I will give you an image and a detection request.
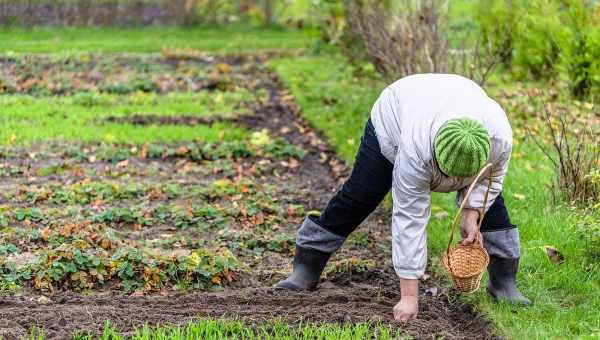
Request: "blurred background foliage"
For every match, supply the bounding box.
[0,0,310,27]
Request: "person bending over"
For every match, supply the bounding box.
[275,74,531,322]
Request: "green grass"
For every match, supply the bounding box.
[273,54,600,339]
[33,319,404,340]
[0,91,251,145]
[0,26,317,54]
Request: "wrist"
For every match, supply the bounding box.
[400,278,419,299]
[401,295,419,303]
[463,208,480,218]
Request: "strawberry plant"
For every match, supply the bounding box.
[91,207,149,228]
[168,248,240,290]
[323,257,377,278]
[14,207,43,222]
[110,247,167,293]
[30,241,110,291]
[244,234,295,254]
[0,259,26,292]
[0,211,8,228]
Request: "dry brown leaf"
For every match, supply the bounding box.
[544,246,565,264]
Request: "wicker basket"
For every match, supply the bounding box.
[442,164,492,293]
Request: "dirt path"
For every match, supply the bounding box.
[0,57,499,339]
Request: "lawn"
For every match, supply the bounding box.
[0,21,598,340]
[0,25,317,54]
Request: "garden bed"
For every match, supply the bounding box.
[0,54,497,339]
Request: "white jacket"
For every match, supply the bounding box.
[370,74,513,279]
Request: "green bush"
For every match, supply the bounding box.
[474,0,522,65]
[512,0,569,79]
[559,2,600,98]
[573,199,600,260]
[476,0,569,78]
[475,0,600,98]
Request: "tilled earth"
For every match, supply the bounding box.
[0,54,498,339]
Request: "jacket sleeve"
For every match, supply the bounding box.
[457,138,512,212]
[391,147,431,279]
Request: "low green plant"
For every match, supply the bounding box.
[573,205,600,260]
[0,211,8,228]
[0,243,24,292]
[169,249,240,290]
[31,241,109,291]
[67,319,402,340]
[237,233,295,254]
[0,260,24,292]
[91,208,149,228]
[14,207,43,222]
[347,230,373,248]
[323,257,376,278]
[110,247,167,293]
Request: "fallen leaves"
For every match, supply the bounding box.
[513,193,526,201]
[543,246,566,264]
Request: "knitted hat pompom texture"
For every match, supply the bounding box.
[434,117,491,177]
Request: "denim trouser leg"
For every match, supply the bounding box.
[297,118,520,258]
[296,119,393,252]
[318,119,394,237]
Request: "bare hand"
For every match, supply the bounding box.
[393,296,418,323]
[460,208,482,246]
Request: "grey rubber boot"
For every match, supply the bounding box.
[487,255,531,306]
[274,245,332,290]
[274,216,344,291]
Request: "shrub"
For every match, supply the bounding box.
[475,0,600,98]
[343,0,504,86]
[474,0,521,66]
[559,2,600,99]
[573,200,600,259]
[512,0,569,79]
[345,0,451,81]
[530,103,599,206]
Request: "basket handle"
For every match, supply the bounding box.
[446,163,493,256]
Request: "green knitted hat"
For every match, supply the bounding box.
[434,117,491,177]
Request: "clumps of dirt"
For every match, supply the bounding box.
[104,114,244,126]
[0,54,262,96]
[0,283,498,340]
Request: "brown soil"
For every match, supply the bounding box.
[0,57,500,340]
[104,114,245,126]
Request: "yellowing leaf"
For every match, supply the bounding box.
[250,129,271,147]
[513,193,526,200]
[434,211,449,220]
